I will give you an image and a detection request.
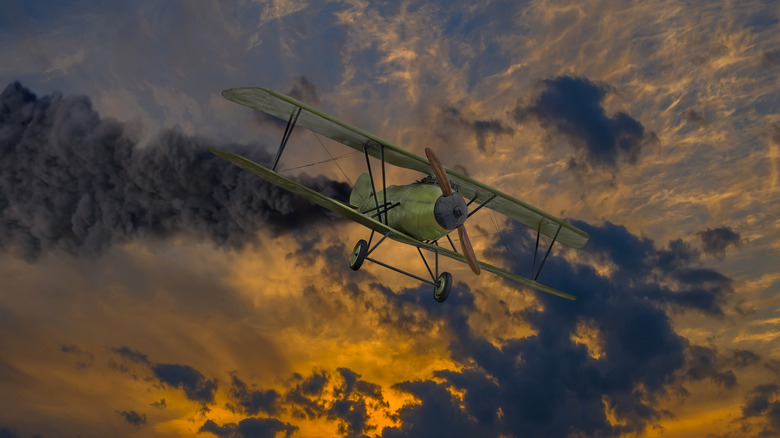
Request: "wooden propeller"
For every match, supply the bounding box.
[425,148,481,275]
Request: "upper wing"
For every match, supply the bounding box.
[222,87,588,249]
[209,148,576,300]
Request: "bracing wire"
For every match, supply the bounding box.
[450,225,525,242]
[312,131,354,186]
[488,210,523,268]
[276,151,360,173]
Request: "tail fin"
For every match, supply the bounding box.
[349,173,372,208]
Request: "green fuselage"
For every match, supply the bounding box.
[358,183,449,241]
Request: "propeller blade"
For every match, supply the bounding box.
[425,148,478,274]
[458,225,481,275]
[425,147,452,196]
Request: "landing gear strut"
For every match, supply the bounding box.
[349,233,454,303]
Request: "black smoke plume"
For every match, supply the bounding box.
[0,82,350,261]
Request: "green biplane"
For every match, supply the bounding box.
[210,87,589,302]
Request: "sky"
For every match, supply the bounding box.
[0,1,778,437]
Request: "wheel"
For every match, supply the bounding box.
[349,239,368,271]
[433,272,453,303]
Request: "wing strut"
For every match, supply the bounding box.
[467,193,497,219]
[362,142,390,225]
[272,107,302,171]
[532,223,561,281]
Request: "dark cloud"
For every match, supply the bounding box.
[436,105,514,153]
[656,238,700,272]
[382,379,486,438]
[762,50,780,68]
[110,347,217,405]
[198,418,297,438]
[286,76,321,105]
[117,410,146,426]
[229,374,281,416]
[683,345,737,388]
[0,428,18,438]
[0,428,38,438]
[743,384,779,419]
[199,420,233,437]
[378,220,733,437]
[740,383,780,436]
[111,346,151,365]
[60,344,94,368]
[683,109,706,126]
[771,123,780,145]
[512,76,656,169]
[109,344,386,437]
[0,82,350,262]
[285,371,330,419]
[732,350,762,367]
[328,368,387,438]
[227,368,387,438]
[152,363,218,405]
[747,13,779,32]
[697,226,742,258]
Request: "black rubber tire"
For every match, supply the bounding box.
[349,239,368,271]
[433,272,453,303]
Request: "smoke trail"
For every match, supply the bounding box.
[0,82,350,261]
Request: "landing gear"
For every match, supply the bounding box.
[433,272,452,303]
[349,240,368,271]
[349,233,454,303]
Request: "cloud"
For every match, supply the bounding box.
[683,109,706,126]
[286,76,321,105]
[60,344,94,369]
[697,226,742,258]
[683,345,737,388]
[198,418,297,438]
[111,346,217,405]
[151,363,218,405]
[229,374,281,416]
[108,343,389,437]
[286,370,330,419]
[116,410,146,426]
[741,383,780,436]
[0,82,350,261]
[204,368,387,438]
[435,105,514,152]
[511,76,657,170]
[762,50,780,68]
[111,346,151,365]
[328,367,387,438]
[377,220,736,437]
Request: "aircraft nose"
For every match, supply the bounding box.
[434,194,468,230]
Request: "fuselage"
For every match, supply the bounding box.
[357,182,466,241]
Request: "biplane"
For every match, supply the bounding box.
[210,87,589,302]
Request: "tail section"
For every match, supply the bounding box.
[349,173,372,208]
